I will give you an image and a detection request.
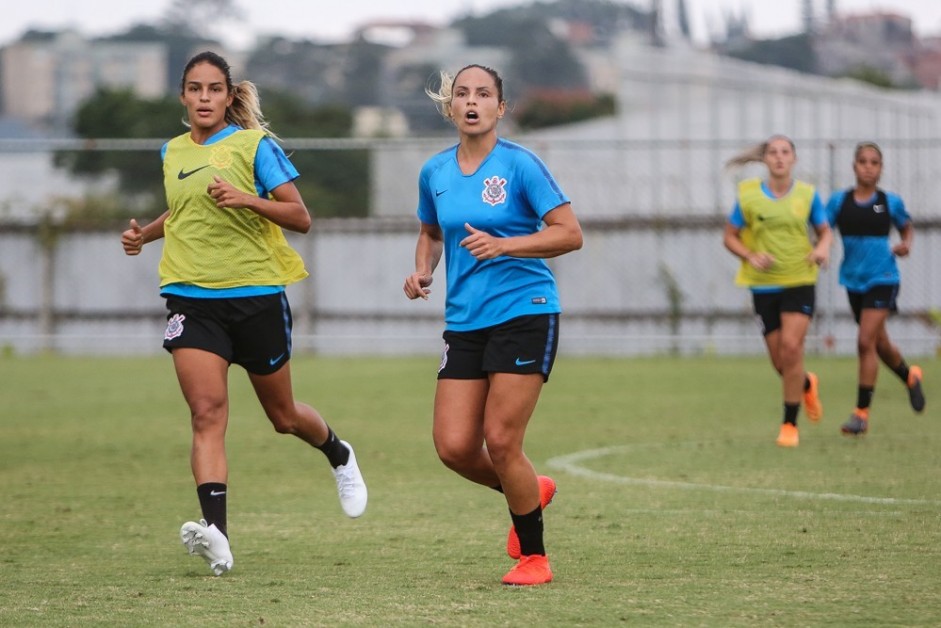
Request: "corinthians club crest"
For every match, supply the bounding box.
[482,175,507,206]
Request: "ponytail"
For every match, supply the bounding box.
[227,81,279,140]
[725,134,796,170]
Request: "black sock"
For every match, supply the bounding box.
[783,402,799,426]
[510,506,545,556]
[196,482,228,538]
[856,386,875,410]
[891,360,910,384]
[803,375,811,392]
[317,428,350,468]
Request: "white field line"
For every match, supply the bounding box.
[546,445,941,507]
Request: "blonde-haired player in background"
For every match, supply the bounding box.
[723,134,832,447]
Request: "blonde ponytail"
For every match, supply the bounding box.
[725,134,796,170]
[426,70,456,122]
[227,81,280,140]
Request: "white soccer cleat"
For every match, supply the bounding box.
[180,519,233,576]
[332,440,368,518]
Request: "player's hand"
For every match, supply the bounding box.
[745,251,774,271]
[460,223,503,260]
[807,247,829,268]
[404,272,433,300]
[207,176,248,208]
[892,242,910,257]
[121,218,144,256]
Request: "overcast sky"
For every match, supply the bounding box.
[2,0,940,50]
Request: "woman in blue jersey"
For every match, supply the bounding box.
[826,141,925,436]
[403,64,582,586]
[120,51,367,576]
[722,134,832,448]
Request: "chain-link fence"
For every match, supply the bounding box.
[0,137,938,357]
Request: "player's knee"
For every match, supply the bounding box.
[189,401,227,434]
[434,440,473,472]
[268,414,298,434]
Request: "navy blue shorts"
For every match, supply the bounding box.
[752,285,816,336]
[848,284,899,323]
[162,293,292,375]
[438,314,559,382]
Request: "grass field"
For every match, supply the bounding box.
[1,353,939,627]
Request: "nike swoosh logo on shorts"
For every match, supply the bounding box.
[515,358,536,366]
[178,165,210,179]
[269,353,285,366]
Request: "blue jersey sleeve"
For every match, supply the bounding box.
[809,192,827,227]
[516,148,569,218]
[886,192,911,230]
[254,136,299,196]
[416,161,439,226]
[728,201,745,228]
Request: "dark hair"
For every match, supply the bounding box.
[454,64,504,103]
[426,64,506,121]
[180,50,233,94]
[179,50,276,137]
[854,141,883,161]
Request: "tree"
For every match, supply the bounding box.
[162,0,245,43]
[54,87,181,207]
[456,14,588,95]
[55,87,370,221]
[726,34,818,75]
[516,91,615,130]
[261,91,369,218]
[842,65,895,89]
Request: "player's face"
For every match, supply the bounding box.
[180,62,234,137]
[853,147,882,188]
[762,138,796,179]
[450,67,506,138]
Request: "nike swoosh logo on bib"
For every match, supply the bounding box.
[178,165,210,179]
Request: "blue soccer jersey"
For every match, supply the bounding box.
[826,188,911,292]
[417,138,570,331]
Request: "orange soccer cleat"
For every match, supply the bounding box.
[803,372,823,422]
[506,475,557,559]
[776,423,799,447]
[502,554,553,586]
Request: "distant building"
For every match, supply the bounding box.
[1,30,167,128]
[814,12,918,86]
[911,36,941,90]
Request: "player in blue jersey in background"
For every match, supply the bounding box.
[403,64,583,586]
[826,141,925,436]
[121,51,366,576]
[723,135,832,448]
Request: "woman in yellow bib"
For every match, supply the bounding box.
[120,51,367,575]
[723,135,832,447]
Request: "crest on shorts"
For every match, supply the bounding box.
[482,175,507,206]
[165,313,186,341]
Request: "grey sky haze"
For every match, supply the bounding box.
[2,0,939,50]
